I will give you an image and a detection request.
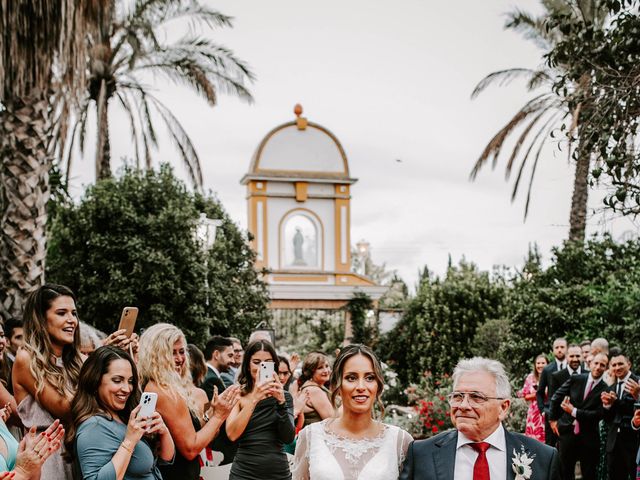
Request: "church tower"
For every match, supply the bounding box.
[241,105,386,311]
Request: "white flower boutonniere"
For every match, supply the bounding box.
[511,446,535,480]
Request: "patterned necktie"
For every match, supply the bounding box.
[470,442,491,480]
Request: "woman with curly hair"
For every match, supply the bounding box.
[137,324,239,480]
[12,284,85,478]
[66,346,174,479]
[298,352,333,427]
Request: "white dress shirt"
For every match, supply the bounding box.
[454,424,507,480]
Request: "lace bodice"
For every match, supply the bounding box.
[291,419,412,480]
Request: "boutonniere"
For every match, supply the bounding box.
[512,446,535,480]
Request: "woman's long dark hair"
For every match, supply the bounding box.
[237,340,279,395]
[64,346,140,461]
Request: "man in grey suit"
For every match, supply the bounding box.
[400,357,561,480]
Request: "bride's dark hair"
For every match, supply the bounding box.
[329,344,385,418]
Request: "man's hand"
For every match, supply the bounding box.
[626,379,640,400]
[549,420,559,436]
[601,391,617,407]
[561,396,575,414]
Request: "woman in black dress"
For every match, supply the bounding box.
[226,340,295,480]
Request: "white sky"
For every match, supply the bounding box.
[68,0,639,289]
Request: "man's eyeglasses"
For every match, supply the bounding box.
[447,391,506,406]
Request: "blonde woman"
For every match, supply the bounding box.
[138,324,239,480]
[12,284,84,478]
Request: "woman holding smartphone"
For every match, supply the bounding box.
[66,346,174,479]
[138,324,239,480]
[227,340,295,480]
[12,284,85,478]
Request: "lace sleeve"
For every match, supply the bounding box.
[291,425,310,480]
[396,428,414,471]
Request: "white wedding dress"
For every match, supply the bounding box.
[291,419,413,480]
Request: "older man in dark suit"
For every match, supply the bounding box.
[550,352,609,480]
[400,357,560,480]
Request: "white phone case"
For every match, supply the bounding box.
[259,361,275,384]
[138,392,157,418]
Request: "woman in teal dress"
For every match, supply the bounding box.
[0,420,18,472]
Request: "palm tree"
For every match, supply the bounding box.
[0,1,105,318]
[470,1,608,242]
[52,0,254,189]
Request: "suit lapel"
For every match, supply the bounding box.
[433,430,457,480]
[504,429,517,480]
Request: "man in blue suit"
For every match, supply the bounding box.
[400,357,560,480]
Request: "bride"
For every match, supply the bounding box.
[291,344,412,480]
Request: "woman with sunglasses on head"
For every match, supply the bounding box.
[292,344,412,480]
[226,341,295,480]
[12,284,85,478]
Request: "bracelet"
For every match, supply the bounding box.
[203,413,210,423]
[120,441,134,454]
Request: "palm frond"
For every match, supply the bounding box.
[504,106,555,179]
[133,36,255,104]
[115,91,142,169]
[470,93,557,179]
[504,9,552,50]
[146,92,203,189]
[510,111,564,203]
[472,68,552,98]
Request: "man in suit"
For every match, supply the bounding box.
[537,337,568,447]
[400,357,560,480]
[220,337,243,388]
[549,352,609,480]
[202,336,235,400]
[550,344,584,402]
[202,336,236,465]
[601,350,639,480]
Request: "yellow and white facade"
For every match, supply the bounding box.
[241,105,387,309]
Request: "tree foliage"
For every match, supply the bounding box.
[379,261,507,386]
[346,292,375,346]
[546,0,640,216]
[46,165,269,341]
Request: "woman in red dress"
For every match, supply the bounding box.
[518,354,548,442]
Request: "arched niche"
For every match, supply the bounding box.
[279,209,324,270]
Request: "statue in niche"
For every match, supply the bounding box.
[293,227,306,265]
[284,214,318,268]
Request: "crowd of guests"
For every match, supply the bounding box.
[0,282,635,480]
[518,336,640,480]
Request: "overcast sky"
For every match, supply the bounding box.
[68,0,638,289]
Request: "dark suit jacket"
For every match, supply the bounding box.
[549,373,606,438]
[399,428,561,480]
[603,372,640,452]
[537,361,563,415]
[550,367,584,402]
[202,366,226,401]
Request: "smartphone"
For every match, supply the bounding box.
[138,392,157,418]
[117,307,138,338]
[634,401,640,411]
[259,361,275,384]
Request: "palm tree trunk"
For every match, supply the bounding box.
[95,79,112,180]
[568,148,590,242]
[0,92,51,317]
